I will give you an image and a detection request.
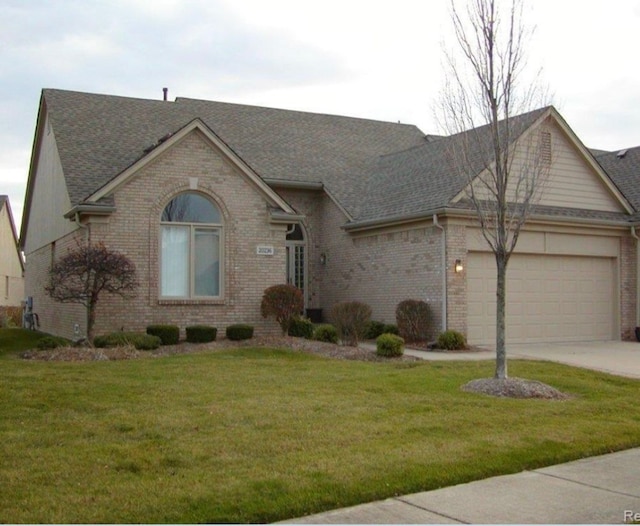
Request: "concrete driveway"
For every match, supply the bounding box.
[505,340,640,379]
[402,340,640,378]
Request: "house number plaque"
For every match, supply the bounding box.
[256,245,275,256]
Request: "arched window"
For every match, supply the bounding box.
[160,192,222,298]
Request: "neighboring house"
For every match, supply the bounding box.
[0,195,25,306]
[19,89,640,344]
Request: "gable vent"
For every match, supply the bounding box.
[540,131,552,166]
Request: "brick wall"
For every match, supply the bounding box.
[320,197,444,339]
[445,223,468,337]
[620,233,638,340]
[27,130,289,339]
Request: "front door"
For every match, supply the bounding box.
[286,224,306,309]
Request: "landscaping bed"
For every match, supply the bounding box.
[21,335,421,362]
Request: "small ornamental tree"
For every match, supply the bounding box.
[45,242,139,342]
[330,301,372,346]
[396,299,431,342]
[260,284,304,335]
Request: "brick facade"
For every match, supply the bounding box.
[445,223,468,336]
[319,203,445,339]
[620,233,638,341]
[23,129,640,344]
[26,130,289,340]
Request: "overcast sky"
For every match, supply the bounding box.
[2,0,640,229]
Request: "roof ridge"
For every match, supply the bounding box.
[176,96,423,129]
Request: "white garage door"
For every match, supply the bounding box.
[467,252,616,344]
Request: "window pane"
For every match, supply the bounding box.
[162,193,221,223]
[194,228,220,296]
[161,226,189,296]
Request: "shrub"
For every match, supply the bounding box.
[226,324,254,341]
[436,330,467,350]
[382,324,399,335]
[260,284,304,335]
[375,333,405,357]
[396,299,431,342]
[365,320,385,339]
[185,325,217,343]
[132,334,162,350]
[312,324,339,344]
[287,317,314,339]
[330,301,372,346]
[146,325,180,345]
[94,332,161,350]
[36,335,70,350]
[0,306,22,328]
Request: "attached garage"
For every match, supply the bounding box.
[466,235,620,345]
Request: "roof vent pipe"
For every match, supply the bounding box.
[162,87,168,101]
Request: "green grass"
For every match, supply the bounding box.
[1,329,640,522]
[0,327,49,356]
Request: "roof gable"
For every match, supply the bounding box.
[41,89,426,218]
[86,118,295,214]
[356,107,550,224]
[453,109,632,214]
[0,196,24,272]
[534,117,630,213]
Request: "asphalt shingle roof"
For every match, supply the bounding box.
[595,146,640,214]
[42,89,639,225]
[356,107,551,222]
[43,89,427,218]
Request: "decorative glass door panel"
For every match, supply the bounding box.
[286,224,306,310]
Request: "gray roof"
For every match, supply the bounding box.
[595,146,640,215]
[40,89,639,226]
[356,107,551,222]
[43,89,427,218]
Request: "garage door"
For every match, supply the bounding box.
[467,252,616,344]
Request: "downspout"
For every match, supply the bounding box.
[631,226,639,331]
[433,214,447,332]
[74,212,89,243]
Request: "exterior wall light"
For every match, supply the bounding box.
[454,259,463,273]
[320,253,327,265]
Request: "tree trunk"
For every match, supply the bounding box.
[87,302,96,343]
[495,255,508,379]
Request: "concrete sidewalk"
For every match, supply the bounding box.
[283,448,640,524]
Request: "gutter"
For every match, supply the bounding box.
[269,210,306,224]
[433,214,447,333]
[344,208,448,233]
[263,178,324,191]
[63,204,117,219]
[344,206,634,233]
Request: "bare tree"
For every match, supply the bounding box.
[45,242,139,342]
[438,0,550,379]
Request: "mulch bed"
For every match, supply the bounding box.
[462,377,571,400]
[20,336,421,363]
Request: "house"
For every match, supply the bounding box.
[0,195,25,307]
[19,89,639,343]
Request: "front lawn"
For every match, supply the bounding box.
[1,339,639,522]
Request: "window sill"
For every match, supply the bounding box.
[158,298,225,306]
